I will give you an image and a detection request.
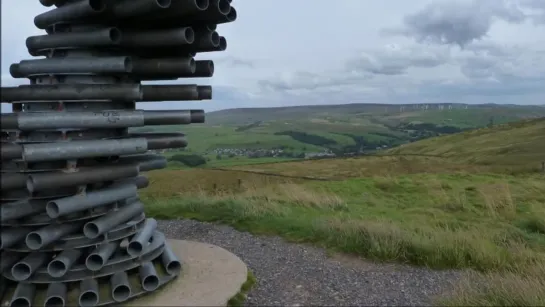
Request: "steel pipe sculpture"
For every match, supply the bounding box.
[0,0,236,305]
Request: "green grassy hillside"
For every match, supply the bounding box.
[388,118,545,172]
[144,116,545,305]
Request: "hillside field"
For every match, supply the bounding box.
[143,117,545,305]
[135,104,545,162]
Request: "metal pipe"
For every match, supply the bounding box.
[141,84,199,101]
[139,261,159,292]
[188,60,214,77]
[21,138,149,163]
[9,283,35,307]
[1,143,23,160]
[110,271,131,302]
[12,252,49,281]
[25,222,82,250]
[127,218,157,256]
[1,109,203,131]
[196,36,227,53]
[137,157,167,171]
[211,0,231,15]
[138,60,212,79]
[130,133,187,149]
[83,201,144,239]
[1,173,27,190]
[1,200,46,222]
[193,30,220,49]
[34,0,107,29]
[79,279,99,307]
[40,0,61,7]
[47,249,81,277]
[161,244,182,275]
[46,183,137,218]
[1,84,142,103]
[1,252,24,273]
[0,227,32,250]
[198,85,213,99]
[27,164,139,192]
[132,57,196,75]
[85,241,117,271]
[44,282,67,307]
[10,57,132,78]
[26,27,122,51]
[116,176,149,189]
[111,0,172,19]
[217,6,237,24]
[116,153,166,172]
[121,27,194,47]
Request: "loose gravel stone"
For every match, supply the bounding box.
[158,219,463,306]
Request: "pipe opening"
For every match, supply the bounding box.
[217,0,231,14]
[208,61,215,74]
[189,58,197,73]
[156,0,171,8]
[226,7,237,21]
[112,285,131,302]
[166,260,181,275]
[210,31,220,47]
[79,291,99,307]
[142,275,159,292]
[45,202,60,218]
[206,24,217,31]
[190,110,205,123]
[127,242,143,256]
[25,233,43,250]
[108,28,122,44]
[83,223,100,239]
[44,296,64,307]
[195,0,209,10]
[123,57,133,72]
[26,176,35,193]
[12,263,31,281]
[86,254,104,271]
[10,298,31,307]
[218,37,227,51]
[48,259,67,277]
[89,0,107,12]
[184,28,195,44]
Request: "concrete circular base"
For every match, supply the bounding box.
[125,239,248,306]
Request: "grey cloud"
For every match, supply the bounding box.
[346,45,450,75]
[520,0,545,23]
[383,0,527,47]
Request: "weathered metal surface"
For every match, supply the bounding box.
[0,0,236,305]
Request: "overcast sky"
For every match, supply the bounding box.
[2,0,545,113]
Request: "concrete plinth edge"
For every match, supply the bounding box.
[125,239,248,307]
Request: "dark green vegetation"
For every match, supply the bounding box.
[143,117,545,306]
[227,271,257,307]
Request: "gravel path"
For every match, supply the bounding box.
[158,219,463,306]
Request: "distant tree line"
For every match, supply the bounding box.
[397,123,465,134]
[274,130,337,147]
[235,121,263,132]
[168,154,207,167]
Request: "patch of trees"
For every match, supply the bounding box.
[274,130,337,147]
[168,154,207,167]
[334,133,399,154]
[398,123,464,134]
[235,121,262,132]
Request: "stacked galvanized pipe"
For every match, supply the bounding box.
[0,0,236,305]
